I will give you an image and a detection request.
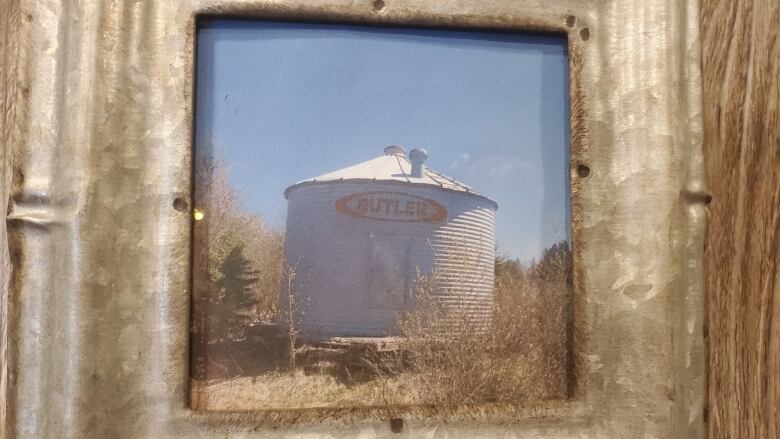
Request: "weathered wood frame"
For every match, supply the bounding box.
[0,0,706,437]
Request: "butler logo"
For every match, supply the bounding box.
[335,191,447,223]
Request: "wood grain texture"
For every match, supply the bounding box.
[701,0,780,437]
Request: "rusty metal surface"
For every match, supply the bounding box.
[0,0,706,437]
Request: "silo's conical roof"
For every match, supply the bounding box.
[284,146,497,208]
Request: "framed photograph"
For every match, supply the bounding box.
[1,0,707,437]
[190,21,573,411]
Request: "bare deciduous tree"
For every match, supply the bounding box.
[191,147,285,380]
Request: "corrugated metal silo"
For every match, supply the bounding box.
[282,146,498,341]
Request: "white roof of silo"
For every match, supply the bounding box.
[284,146,498,208]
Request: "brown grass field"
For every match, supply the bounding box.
[191,244,571,410]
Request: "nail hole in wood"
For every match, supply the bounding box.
[580,27,590,41]
[577,164,590,178]
[566,15,576,28]
[372,0,385,11]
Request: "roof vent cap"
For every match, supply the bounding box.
[383,145,406,156]
[409,148,428,178]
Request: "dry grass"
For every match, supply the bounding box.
[194,372,416,410]
[192,356,549,411]
[192,241,572,409]
[394,241,571,404]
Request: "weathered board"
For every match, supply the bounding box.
[701,0,780,437]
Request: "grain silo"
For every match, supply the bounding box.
[282,146,498,341]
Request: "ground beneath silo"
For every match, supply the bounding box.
[191,349,568,411]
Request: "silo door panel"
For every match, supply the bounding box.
[368,233,411,309]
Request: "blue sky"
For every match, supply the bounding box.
[196,20,569,263]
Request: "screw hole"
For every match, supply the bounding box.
[577,164,590,178]
[565,15,576,28]
[389,417,404,433]
[173,197,189,212]
[580,27,590,41]
[372,0,385,11]
[704,194,713,204]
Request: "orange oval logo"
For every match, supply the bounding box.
[335,191,447,223]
